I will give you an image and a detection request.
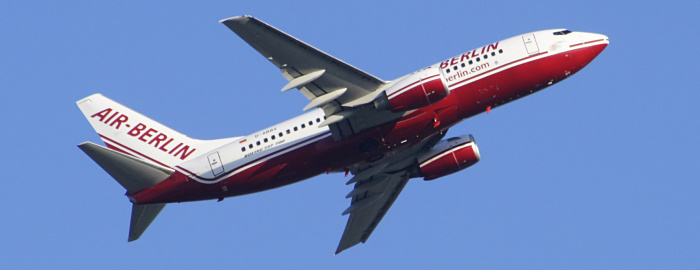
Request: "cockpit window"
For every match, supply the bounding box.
[553,30,572,35]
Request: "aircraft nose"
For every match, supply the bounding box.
[556,32,608,77]
[590,33,609,48]
[571,32,609,67]
[586,33,608,58]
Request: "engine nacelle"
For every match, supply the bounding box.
[374,67,449,112]
[415,135,480,181]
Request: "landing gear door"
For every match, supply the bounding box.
[522,34,540,55]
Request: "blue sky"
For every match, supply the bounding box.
[2,0,699,269]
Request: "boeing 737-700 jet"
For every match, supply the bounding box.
[77,16,608,254]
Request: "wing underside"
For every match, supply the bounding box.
[335,132,446,253]
[336,171,410,254]
[220,16,403,141]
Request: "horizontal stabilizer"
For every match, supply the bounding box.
[78,142,174,194]
[129,203,166,241]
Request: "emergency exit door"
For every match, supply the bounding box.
[208,152,224,176]
[522,34,540,55]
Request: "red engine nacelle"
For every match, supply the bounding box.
[416,135,480,181]
[374,68,449,112]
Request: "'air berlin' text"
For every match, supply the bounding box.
[91,108,196,161]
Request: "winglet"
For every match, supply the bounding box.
[219,15,253,24]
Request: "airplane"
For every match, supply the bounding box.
[77,15,608,254]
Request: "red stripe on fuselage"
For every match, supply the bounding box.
[99,134,173,169]
[585,39,605,44]
[570,39,606,48]
[177,131,332,182]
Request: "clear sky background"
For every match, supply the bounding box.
[2,0,699,269]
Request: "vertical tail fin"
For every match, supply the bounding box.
[77,94,238,241]
[77,94,237,169]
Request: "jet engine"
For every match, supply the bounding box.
[413,135,480,181]
[374,67,449,112]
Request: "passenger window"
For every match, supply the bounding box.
[264,138,268,143]
[301,124,306,128]
[241,147,245,152]
[286,129,291,134]
[294,127,298,131]
[309,121,313,126]
[248,144,253,149]
[256,141,261,146]
[271,135,275,140]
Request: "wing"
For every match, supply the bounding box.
[334,132,446,254]
[220,16,403,141]
[336,170,410,254]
